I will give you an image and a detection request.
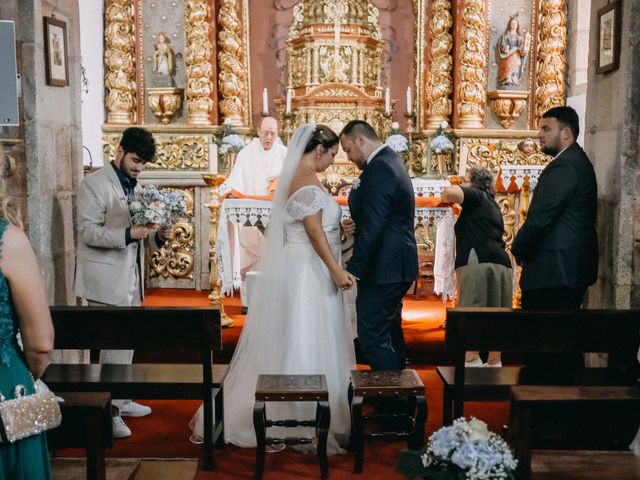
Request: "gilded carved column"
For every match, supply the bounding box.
[535,0,567,126]
[425,0,453,129]
[184,0,214,126]
[104,0,136,124]
[217,0,250,126]
[457,0,486,129]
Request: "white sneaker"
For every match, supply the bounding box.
[112,416,132,439]
[120,401,152,417]
[482,361,503,368]
[464,358,483,367]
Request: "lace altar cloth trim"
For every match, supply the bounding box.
[500,165,545,190]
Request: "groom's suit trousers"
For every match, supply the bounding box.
[356,281,412,370]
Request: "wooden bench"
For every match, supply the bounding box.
[509,385,640,479]
[437,308,640,424]
[47,392,112,480]
[42,306,225,470]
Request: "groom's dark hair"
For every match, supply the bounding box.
[340,120,380,141]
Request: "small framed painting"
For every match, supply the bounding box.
[43,16,69,86]
[596,1,622,74]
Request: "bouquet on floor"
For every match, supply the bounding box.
[396,417,517,480]
[386,121,409,153]
[128,185,187,227]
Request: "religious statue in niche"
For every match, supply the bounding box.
[497,14,531,88]
[152,32,177,87]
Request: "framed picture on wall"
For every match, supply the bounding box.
[596,1,621,74]
[43,16,69,86]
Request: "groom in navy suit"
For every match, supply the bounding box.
[340,120,418,370]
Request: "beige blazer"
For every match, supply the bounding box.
[74,165,149,305]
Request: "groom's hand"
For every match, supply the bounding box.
[341,218,356,236]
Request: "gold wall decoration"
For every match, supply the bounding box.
[488,90,529,129]
[535,0,567,126]
[496,192,517,251]
[147,87,183,125]
[184,0,214,126]
[217,0,249,126]
[464,138,550,173]
[104,0,136,124]
[425,0,453,129]
[457,0,487,129]
[150,187,195,280]
[103,133,210,171]
[412,0,426,129]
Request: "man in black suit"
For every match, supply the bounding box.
[339,120,418,370]
[512,106,598,309]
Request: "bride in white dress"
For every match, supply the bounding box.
[190,124,357,453]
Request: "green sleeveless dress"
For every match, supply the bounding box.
[0,218,51,479]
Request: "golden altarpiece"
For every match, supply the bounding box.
[101,0,568,304]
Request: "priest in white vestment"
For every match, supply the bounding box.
[220,117,287,310]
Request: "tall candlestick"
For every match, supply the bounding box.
[406,86,412,114]
[262,88,268,114]
[384,87,391,115]
[285,87,292,114]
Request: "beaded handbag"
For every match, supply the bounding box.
[0,378,61,443]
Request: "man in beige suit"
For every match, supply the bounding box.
[74,127,172,438]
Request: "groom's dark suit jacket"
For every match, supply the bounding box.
[347,146,418,285]
[511,143,598,291]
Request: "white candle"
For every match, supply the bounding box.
[262,88,268,114]
[285,87,292,114]
[406,86,412,114]
[384,87,390,115]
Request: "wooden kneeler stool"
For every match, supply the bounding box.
[253,374,330,479]
[349,369,427,473]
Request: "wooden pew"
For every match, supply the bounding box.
[509,385,640,480]
[42,306,225,470]
[436,308,640,424]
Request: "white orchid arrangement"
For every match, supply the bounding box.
[396,417,517,480]
[386,121,409,153]
[430,120,455,155]
[128,185,187,227]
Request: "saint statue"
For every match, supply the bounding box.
[497,15,531,88]
[152,32,176,86]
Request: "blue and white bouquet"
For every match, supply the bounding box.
[128,185,187,227]
[386,122,409,153]
[396,417,517,480]
[430,121,455,155]
[219,134,246,155]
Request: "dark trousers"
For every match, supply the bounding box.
[521,286,587,371]
[356,281,412,370]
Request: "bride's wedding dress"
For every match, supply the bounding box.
[190,184,356,453]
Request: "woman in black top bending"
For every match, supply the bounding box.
[441,167,512,367]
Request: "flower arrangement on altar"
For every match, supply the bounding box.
[128,185,187,227]
[215,119,246,155]
[396,417,517,480]
[430,121,455,155]
[386,122,409,153]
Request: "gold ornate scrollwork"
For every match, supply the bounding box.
[464,139,551,172]
[184,0,214,126]
[425,0,453,129]
[104,0,136,124]
[488,90,528,129]
[150,187,195,280]
[457,0,486,129]
[535,0,567,126]
[217,0,248,126]
[496,192,517,251]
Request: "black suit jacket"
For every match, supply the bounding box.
[347,146,418,285]
[511,143,598,291]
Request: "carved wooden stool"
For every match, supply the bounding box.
[253,374,330,479]
[349,369,427,473]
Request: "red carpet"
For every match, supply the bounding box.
[52,289,509,479]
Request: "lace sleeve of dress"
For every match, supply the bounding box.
[287,186,327,221]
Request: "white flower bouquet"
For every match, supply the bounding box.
[128,185,187,227]
[219,134,246,155]
[396,417,517,480]
[430,121,455,155]
[387,134,409,153]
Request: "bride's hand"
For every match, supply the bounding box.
[332,269,355,290]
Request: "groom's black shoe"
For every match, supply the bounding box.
[241,306,248,314]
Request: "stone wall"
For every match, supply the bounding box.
[585,0,640,309]
[0,0,82,305]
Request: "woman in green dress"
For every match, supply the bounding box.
[0,176,54,478]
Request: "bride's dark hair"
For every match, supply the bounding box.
[303,125,339,153]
